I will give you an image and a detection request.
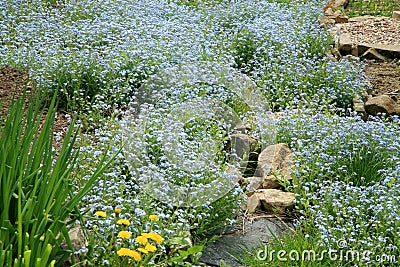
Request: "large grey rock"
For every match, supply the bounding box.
[199,218,293,267]
[228,133,260,174]
[255,143,292,181]
[229,133,259,161]
[364,95,398,115]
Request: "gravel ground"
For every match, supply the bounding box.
[340,17,400,45]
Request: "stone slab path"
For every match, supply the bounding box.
[199,218,293,266]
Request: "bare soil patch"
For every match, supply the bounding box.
[364,60,400,101]
[0,66,30,118]
[0,66,70,150]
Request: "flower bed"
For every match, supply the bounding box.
[1,0,398,266]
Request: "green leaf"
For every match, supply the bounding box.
[23,250,31,267]
[186,245,203,255]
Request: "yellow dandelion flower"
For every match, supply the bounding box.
[117,248,142,261]
[149,215,159,222]
[94,211,107,218]
[114,208,122,214]
[136,235,148,245]
[145,243,157,252]
[117,219,130,226]
[130,250,142,261]
[118,231,131,239]
[137,247,148,254]
[117,248,132,257]
[143,232,163,244]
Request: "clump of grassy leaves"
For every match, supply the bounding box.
[0,91,113,266]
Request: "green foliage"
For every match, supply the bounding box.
[50,59,104,111]
[345,0,399,17]
[0,91,113,266]
[46,54,156,114]
[334,144,395,186]
[232,29,259,74]
[168,245,204,266]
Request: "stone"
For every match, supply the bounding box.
[244,176,263,194]
[338,33,357,56]
[348,15,376,23]
[257,189,295,213]
[229,133,259,160]
[324,7,334,16]
[359,43,400,55]
[330,47,341,58]
[246,189,295,213]
[319,13,348,28]
[228,133,260,173]
[244,175,282,198]
[354,102,365,113]
[353,95,365,113]
[247,193,262,213]
[332,0,349,8]
[364,95,398,115]
[244,175,281,196]
[255,143,292,181]
[393,11,400,20]
[262,175,281,189]
[69,225,86,251]
[334,15,349,24]
[60,224,87,265]
[338,33,352,49]
[199,218,293,267]
[396,106,400,115]
[234,121,250,134]
[333,9,343,16]
[318,15,336,28]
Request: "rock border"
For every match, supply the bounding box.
[238,143,296,214]
[319,5,400,60]
[318,4,400,117]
